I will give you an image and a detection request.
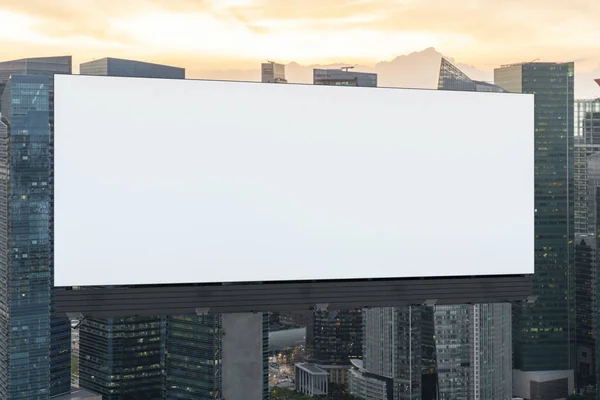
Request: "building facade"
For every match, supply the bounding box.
[495,62,575,375]
[80,58,185,79]
[77,58,182,399]
[0,55,73,399]
[349,307,422,400]
[313,68,377,87]
[434,59,513,400]
[78,317,165,399]
[575,98,600,235]
[261,62,287,83]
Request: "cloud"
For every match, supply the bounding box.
[0,0,598,81]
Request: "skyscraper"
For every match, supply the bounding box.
[78,317,165,399]
[76,57,184,399]
[261,62,287,83]
[434,59,513,400]
[575,97,600,235]
[349,307,422,400]
[0,56,72,399]
[495,62,575,394]
[310,69,376,382]
[76,58,270,400]
[573,94,600,389]
[1,74,54,399]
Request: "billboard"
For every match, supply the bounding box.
[54,75,534,287]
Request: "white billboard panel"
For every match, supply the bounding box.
[54,75,534,287]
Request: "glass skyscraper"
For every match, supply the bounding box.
[495,62,575,373]
[349,307,422,400]
[0,56,72,399]
[76,58,185,399]
[434,59,513,400]
[573,96,600,388]
[164,315,222,400]
[76,58,271,400]
[0,74,52,399]
[311,70,376,381]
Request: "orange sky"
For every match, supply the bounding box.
[0,0,599,73]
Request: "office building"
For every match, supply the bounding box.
[313,68,377,87]
[261,62,287,83]
[438,58,507,93]
[575,97,600,235]
[495,62,575,396]
[311,71,376,379]
[0,56,72,399]
[435,59,513,399]
[313,308,363,364]
[349,307,422,400]
[77,58,181,399]
[80,57,185,79]
[575,233,596,386]
[164,315,221,399]
[436,304,512,400]
[78,317,165,399]
[573,94,600,389]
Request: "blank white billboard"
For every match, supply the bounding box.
[54,75,534,287]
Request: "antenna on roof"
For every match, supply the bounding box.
[341,66,354,72]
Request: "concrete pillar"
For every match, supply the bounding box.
[222,313,264,400]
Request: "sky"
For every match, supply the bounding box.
[1,0,599,95]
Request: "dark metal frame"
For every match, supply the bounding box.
[56,274,532,318]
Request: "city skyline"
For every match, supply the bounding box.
[1,0,600,97]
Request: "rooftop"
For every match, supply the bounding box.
[296,363,329,376]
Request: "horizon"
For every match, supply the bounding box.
[1,0,599,97]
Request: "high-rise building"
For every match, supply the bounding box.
[76,57,183,399]
[80,57,185,79]
[76,58,270,400]
[164,315,222,399]
[495,62,575,394]
[575,233,596,386]
[434,304,512,400]
[0,56,72,399]
[574,97,600,235]
[313,68,377,87]
[261,62,287,83]
[349,307,422,400]
[78,317,165,399]
[434,59,513,400]
[311,70,376,379]
[573,96,600,389]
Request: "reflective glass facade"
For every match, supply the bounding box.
[164,315,221,400]
[495,62,576,372]
[437,58,477,91]
[350,307,422,400]
[0,75,51,399]
[0,55,73,399]
[313,308,363,364]
[575,99,600,235]
[79,317,165,400]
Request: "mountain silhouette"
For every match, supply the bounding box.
[184,47,600,98]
